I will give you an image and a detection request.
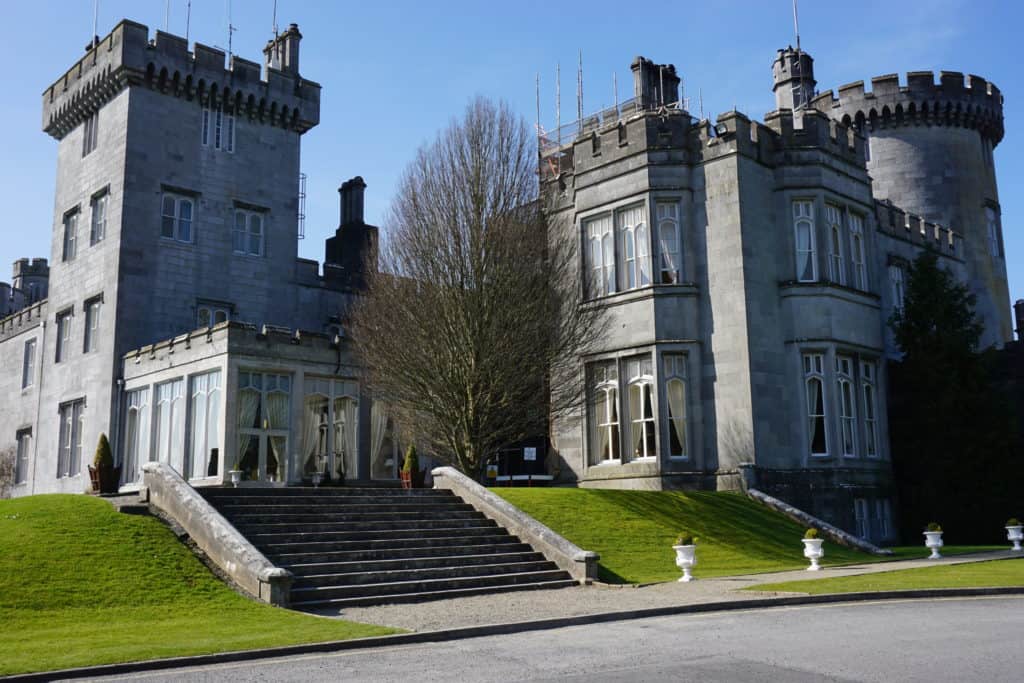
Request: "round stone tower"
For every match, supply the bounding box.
[812,70,1010,347]
[772,47,816,112]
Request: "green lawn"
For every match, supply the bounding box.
[0,495,400,676]
[493,488,1003,584]
[748,558,1024,594]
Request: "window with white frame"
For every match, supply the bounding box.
[83,298,101,353]
[861,360,879,458]
[82,111,99,157]
[57,398,85,478]
[656,201,681,284]
[836,355,857,457]
[188,371,222,480]
[197,303,231,328]
[202,106,235,152]
[301,377,359,482]
[849,213,867,290]
[616,204,650,291]
[803,353,828,456]
[889,262,906,312]
[793,200,817,282]
[626,356,656,459]
[875,498,893,540]
[122,387,150,485]
[160,193,194,243]
[825,204,845,285]
[854,497,869,538]
[90,192,107,245]
[589,362,620,463]
[585,214,615,298]
[663,354,688,459]
[15,428,31,485]
[233,209,265,256]
[154,378,186,474]
[986,206,1002,258]
[62,210,78,262]
[55,309,72,363]
[21,338,36,389]
[238,372,293,482]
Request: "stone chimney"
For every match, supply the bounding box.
[631,57,680,108]
[339,176,366,226]
[324,176,378,290]
[1014,299,1024,342]
[264,23,302,75]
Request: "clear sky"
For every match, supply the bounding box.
[2,0,1020,314]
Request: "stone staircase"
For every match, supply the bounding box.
[200,487,576,609]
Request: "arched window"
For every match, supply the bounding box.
[803,353,828,456]
[657,201,680,284]
[663,355,688,459]
[888,263,906,312]
[793,200,816,282]
[627,357,656,459]
[616,204,649,290]
[861,361,878,458]
[849,213,867,290]
[836,355,857,457]
[589,363,620,463]
[826,204,845,285]
[585,215,614,298]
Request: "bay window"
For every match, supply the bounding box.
[586,215,615,298]
[663,355,688,459]
[627,357,656,459]
[656,201,681,284]
[836,356,857,457]
[803,353,828,457]
[793,200,816,282]
[849,213,867,290]
[589,362,620,463]
[826,204,845,285]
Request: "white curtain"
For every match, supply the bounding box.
[636,223,651,286]
[370,401,389,475]
[235,388,260,470]
[334,397,359,479]
[265,391,289,480]
[667,378,687,457]
[629,384,643,458]
[302,395,326,474]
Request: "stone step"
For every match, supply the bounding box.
[243,525,508,546]
[268,542,537,566]
[216,502,475,514]
[284,552,549,578]
[201,487,450,498]
[234,518,498,536]
[289,568,573,603]
[292,578,578,609]
[262,535,526,558]
[221,510,485,525]
[292,560,558,588]
[207,496,464,508]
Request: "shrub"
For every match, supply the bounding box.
[925,522,943,532]
[804,528,819,540]
[93,433,113,469]
[675,532,697,546]
[1006,518,1021,527]
[402,445,419,474]
[0,446,15,499]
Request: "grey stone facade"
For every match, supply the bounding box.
[541,49,1006,540]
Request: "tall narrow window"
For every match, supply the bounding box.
[57,399,85,478]
[854,498,869,538]
[90,192,108,245]
[826,205,845,285]
[986,207,1003,258]
[876,499,893,540]
[15,429,32,485]
[82,111,98,156]
[861,360,879,458]
[201,107,211,146]
[663,354,688,459]
[589,362,620,463]
[22,338,36,389]
[849,213,867,290]
[889,263,906,312]
[803,353,828,457]
[189,371,222,480]
[585,215,615,298]
[214,109,223,149]
[225,112,235,152]
[62,210,78,262]
[83,298,101,353]
[55,310,72,363]
[161,193,194,243]
[238,372,293,482]
[836,355,857,457]
[793,200,816,282]
[154,379,186,474]
[616,205,649,291]
[233,209,265,256]
[123,387,150,485]
[657,201,681,284]
[627,357,656,459]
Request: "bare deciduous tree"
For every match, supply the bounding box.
[350,97,600,477]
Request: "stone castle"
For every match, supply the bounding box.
[0,20,1012,542]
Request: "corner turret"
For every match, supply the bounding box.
[772,46,816,111]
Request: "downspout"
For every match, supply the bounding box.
[112,377,124,487]
[30,315,47,496]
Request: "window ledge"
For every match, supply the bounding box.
[590,460,622,467]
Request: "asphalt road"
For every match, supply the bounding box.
[93,597,1022,682]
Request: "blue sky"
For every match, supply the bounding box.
[2,1,1020,310]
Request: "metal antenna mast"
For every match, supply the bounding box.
[165,0,171,31]
[225,0,237,62]
[556,63,561,148]
[185,0,192,43]
[576,50,583,133]
[92,0,99,46]
[791,0,807,111]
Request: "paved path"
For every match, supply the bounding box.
[95,596,1024,682]
[318,550,1019,632]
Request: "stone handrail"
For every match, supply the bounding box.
[747,488,893,556]
[142,462,293,605]
[431,466,599,583]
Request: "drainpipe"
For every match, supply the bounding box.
[112,377,124,486]
[30,315,47,496]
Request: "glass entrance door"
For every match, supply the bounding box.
[236,372,291,482]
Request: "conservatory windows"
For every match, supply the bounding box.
[301,377,359,482]
[153,378,186,474]
[237,372,292,483]
[188,371,222,480]
[122,387,150,485]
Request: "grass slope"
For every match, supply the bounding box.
[0,495,399,676]
[749,558,1024,594]
[494,489,1001,584]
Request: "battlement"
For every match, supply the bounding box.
[12,258,49,279]
[812,70,1003,146]
[0,299,46,343]
[42,19,321,140]
[873,199,962,258]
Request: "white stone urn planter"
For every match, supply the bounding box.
[802,538,824,571]
[228,469,242,488]
[673,544,697,582]
[311,472,323,488]
[1006,525,1023,552]
[924,531,944,559]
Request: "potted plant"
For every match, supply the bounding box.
[672,532,698,582]
[802,528,824,571]
[400,445,423,489]
[87,433,121,495]
[924,522,944,559]
[1005,518,1022,552]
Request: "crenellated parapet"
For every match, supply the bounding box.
[873,199,962,258]
[811,71,1003,146]
[0,299,46,343]
[42,20,321,140]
